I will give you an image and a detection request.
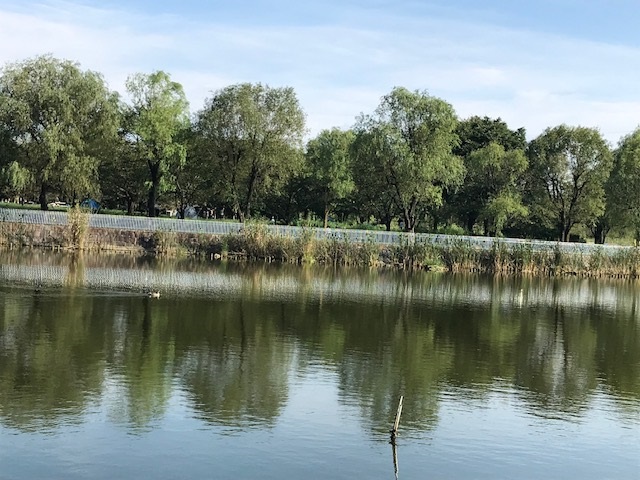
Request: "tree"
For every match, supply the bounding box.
[0,161,32,203]
[125,71,189,217]
[351,129,398,231]
[194,83,305,221]
[453,116,527,233]
[99,128,148,214]
[454,115,526,158]
[306,128,355,228]
[353,87,463,232]
[603,128,640,243]
[173,126,212,218]
[465,143,528,236]
[527,126,612,242]
[0,55,118,209]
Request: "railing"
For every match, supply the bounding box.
[0,207,632,253]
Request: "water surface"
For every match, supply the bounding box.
[0,251,638,479]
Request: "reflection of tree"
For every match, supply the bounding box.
[101,297,175,430]
[513,306,598,416]
[287,300,451,434]
[283,274,640,435]
[170,300,292,428]
[1,253,639,436]
[64,252,86,289]
[0,291,104,431]
[592,304,640,421]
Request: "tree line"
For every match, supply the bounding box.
[1,55,639,243]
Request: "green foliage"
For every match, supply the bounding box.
[454,115,526,158]
[467,143,528,236]
[527,125,613,242]
[606,128,640,243]
[194,83,305,221]
[452,117,527,234]
[3,54,640,243]
[350,129,398,231]
[99,106,149,215]
[0,55,119,208]
[306,128,355,228]
[0,160,32,201]
[125,71,189,217]
[353,87,463,232]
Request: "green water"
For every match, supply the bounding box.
[0,252,638,479]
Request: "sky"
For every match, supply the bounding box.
[0,0,638,143]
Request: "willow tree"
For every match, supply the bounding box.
[527,126,612,242]
[0,161,32,203]
[604,128,640,243]
[306,128,355,228]
[453,116,527,233]
[125,71,189,217]
[351,129,398,231]
[353,87,463,232]
[195,83,305,221]
[465,143,528,236]
[0,55,118,209]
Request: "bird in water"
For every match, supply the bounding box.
[148,291,160,299]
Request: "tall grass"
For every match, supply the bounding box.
[3,218,640,277]
[67,205,90,250]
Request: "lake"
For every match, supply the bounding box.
[0,251,638,479]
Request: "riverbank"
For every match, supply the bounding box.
[2,216,640,278]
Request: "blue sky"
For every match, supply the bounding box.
[0,0,638,142]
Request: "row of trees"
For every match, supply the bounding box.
[1,55,640,243]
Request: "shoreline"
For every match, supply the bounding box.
[2,220,640,278]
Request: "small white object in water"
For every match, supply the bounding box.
[148,291,160,299]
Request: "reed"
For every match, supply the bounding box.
[149,228,182,257]
[67,205,90,250]
[4,219,640,278]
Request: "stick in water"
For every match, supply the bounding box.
[390,395,404,440]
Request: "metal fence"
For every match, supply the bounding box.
[0,207,632,254]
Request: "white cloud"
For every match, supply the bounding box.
[0,0,638,143]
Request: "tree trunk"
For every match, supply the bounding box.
[39,184,48,211]
[403,203,417,232]
[147,163,160,217]
[466,214,476,234]
[593,226,607,244]
[323,205,329,228]
[431,216,437,232]
[592,221,608,245]
[126,198,134,216]
[384,218,392,231]
[147,181,158,217]
[243,165,259,221]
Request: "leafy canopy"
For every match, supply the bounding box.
[353,87,463,232]
[527,125,612,241]
[0,55,118,208]
[195,83,305,220]
[125,71,189,216]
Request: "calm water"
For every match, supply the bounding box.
[0,251,638,479]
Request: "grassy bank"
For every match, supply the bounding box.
[2,212,640,278]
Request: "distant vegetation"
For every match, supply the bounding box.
[1,54,640,245]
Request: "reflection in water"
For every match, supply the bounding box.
[0,249,639,439]
[392,440,399,480]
